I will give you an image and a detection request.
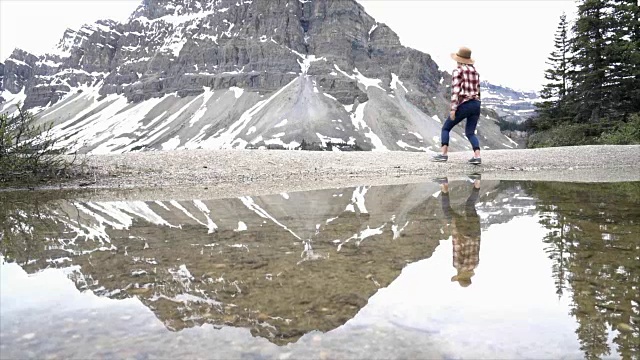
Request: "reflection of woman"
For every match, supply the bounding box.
[438,177,481,287]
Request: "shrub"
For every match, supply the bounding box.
[0,104,84,186]
[527,123,602,148]
[598,113,640,145]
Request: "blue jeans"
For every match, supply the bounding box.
[441,99,481,151]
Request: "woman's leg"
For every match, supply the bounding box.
[464,101,482,159]
[440,186,453,223]
[440,112,464,155]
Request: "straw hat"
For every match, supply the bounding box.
[451,269,475,287]
[451,46,475,65]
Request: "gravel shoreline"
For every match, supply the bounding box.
[7,145,640,200]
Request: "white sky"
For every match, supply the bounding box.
[0,0,577,92]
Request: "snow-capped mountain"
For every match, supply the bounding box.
[0,0,518,154]
[480,81,540,123]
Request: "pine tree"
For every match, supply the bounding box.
[543,13,571,101]
[606,0,640,120]
[569,0,614,123]
[537,13,572,126]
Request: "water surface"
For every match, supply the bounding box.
[1,180,638,359]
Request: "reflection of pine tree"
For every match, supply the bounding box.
[569,249,610,360]
[540,212,569,298]
[530,182,640,359]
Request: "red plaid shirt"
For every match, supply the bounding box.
[451,64,481,111]
[452,232,481,272]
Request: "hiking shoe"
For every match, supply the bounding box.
[467,173,482,181]
[468,157,482,165]
[432,154,448,162]
[432,177,449,185]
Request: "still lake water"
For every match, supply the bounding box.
[0,179,638,359]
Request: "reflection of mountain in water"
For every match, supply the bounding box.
[476,181,538,230]
[0,180,535,345]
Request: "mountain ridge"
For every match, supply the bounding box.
[0,0,518,154]
[480,80,540,123]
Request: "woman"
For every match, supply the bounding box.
[438,176,482,287]
[432,47,482,165]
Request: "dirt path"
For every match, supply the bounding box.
[26,144,634,200]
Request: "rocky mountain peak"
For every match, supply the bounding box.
[130,0,224,21]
